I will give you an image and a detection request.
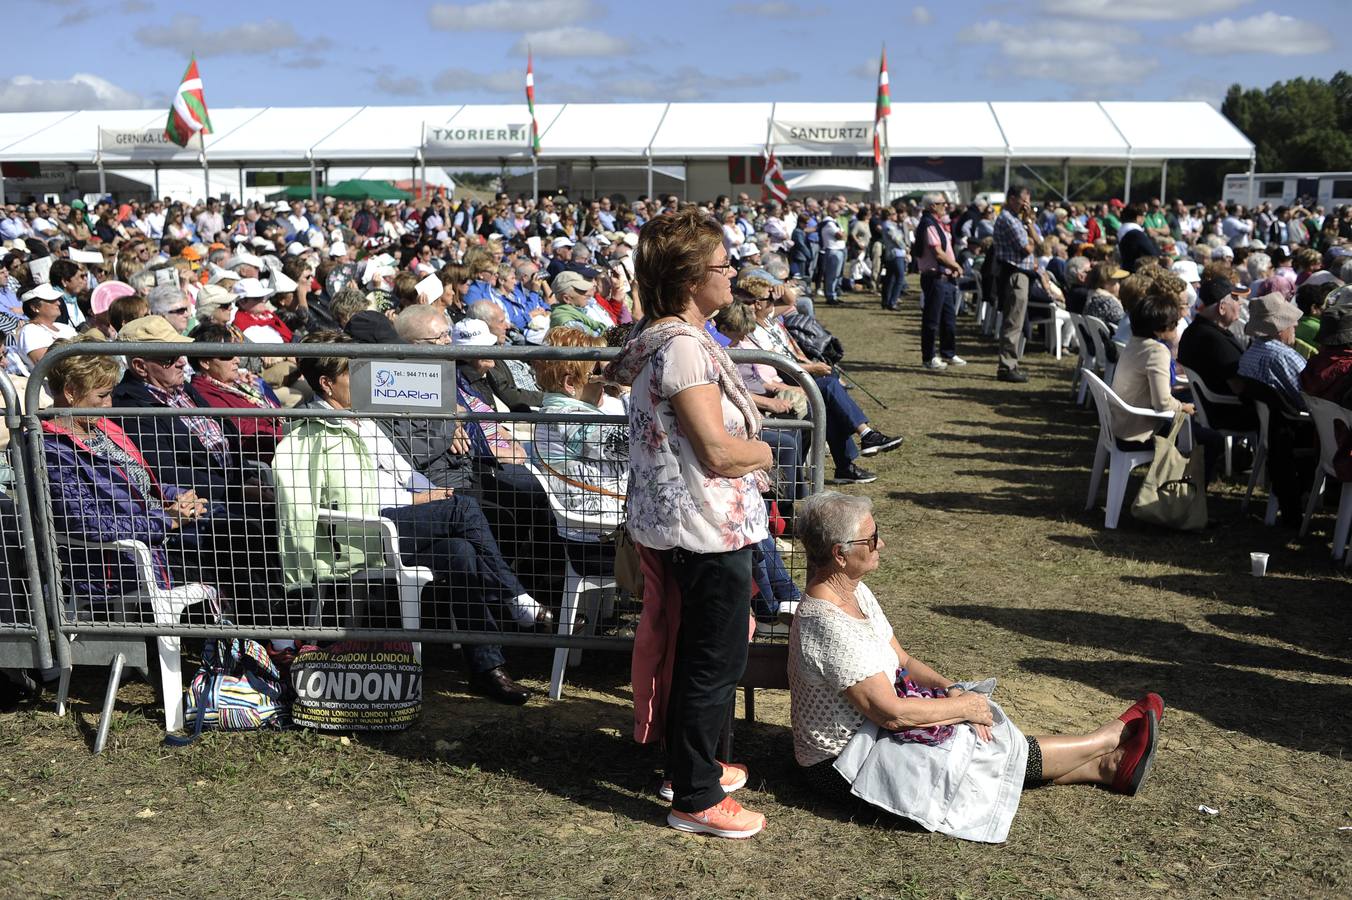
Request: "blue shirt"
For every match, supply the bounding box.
[502,285,548,331]
[1238,338,1307,409]
[465,280,496,306]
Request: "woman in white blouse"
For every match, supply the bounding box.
[18,285,78,369]
[788,491,1164,843]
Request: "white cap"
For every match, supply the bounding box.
[286,241,307,256]
[1170,260,1201,284]
[551,236,574,250]
[274,200,291,212]
[22,283,62,301]
[228,252,266,272]
[6,238,29,253]
[622,232,638,248]
[453,318,497,346]
[270,271,299,293]
[232,277,274,300]
[329,241,348,258]
[207,263,238,285]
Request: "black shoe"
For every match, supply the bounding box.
[829,464,878,485]
[468,666,532,705]
[825,299,844,306]
[859,430,904,456]
[997,368,1029,383]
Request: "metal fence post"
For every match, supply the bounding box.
[0,372,54,673]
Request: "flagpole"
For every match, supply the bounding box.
[199,128,210,203]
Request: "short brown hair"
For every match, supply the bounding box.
[298,331,353,396]
[713,300,757,338]
[536,326,604,392]
[108,295,149,331]
[633,208,724,319]
[1130,288,1182,338]
[437,263,468,288]
[46,338,120,401]
[392,271,420,309]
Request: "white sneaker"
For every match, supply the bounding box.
[945,355,967,366]
[775,600,800,624]
[511,593,543,628]
[924,357,948,370]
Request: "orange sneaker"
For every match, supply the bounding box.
[658,761,748,802]
[667,796,765,839]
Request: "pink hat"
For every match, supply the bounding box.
[91,280,135,316]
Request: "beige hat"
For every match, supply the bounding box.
[1244,292,1302,339]
[552,270,593,295]
[194,283,234,317]
[119,315,193,343]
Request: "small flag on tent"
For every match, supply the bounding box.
[762,147,789,203]
[525,50,541,156]
[873,45,890,167]
[163,57,212,148]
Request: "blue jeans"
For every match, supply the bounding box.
[761,427,806,500]
[381,493,525,674]
[881,256,907,309]
[751,535,800,621]
[920,272,958,362]
[816,373,867,471]
[820,249,844,302]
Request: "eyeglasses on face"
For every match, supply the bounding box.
[839,528,879,551]
[166,307,189,316]
[707,261,735,275]
[411,332,451,344]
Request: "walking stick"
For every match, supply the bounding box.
[833,363,889,410]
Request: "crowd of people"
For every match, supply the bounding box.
[5,178,1352,842]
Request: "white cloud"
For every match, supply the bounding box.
[134,14,314,56]
[961,19,1156,85]
[911,5,933,25]
[0,73,148,112]
[510,26,630,58]
[1177,12,1333,55]
[428,0,594,31]
[1039,0,1249,20]
[375,74,425,97]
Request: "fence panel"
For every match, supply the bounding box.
[0,370,54,671]
[22,340,826,727]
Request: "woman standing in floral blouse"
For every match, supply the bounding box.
[607,209,775,840]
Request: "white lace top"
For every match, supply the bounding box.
[787,583,900,766]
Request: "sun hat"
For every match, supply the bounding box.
[551,270,593,295]
[21,283,62,302]
[232,277,275,300]
[1170,260,1201,284]
[119,315,193,343]
[1198,277,1245,306]
[194,283,235,318]
[1244,293,1302,339]
[551,236,575,250]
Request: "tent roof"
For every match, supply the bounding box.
[0,101,1253,168]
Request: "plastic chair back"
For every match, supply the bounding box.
[1302,394,1352,478]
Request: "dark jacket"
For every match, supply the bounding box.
[1178,314,1246,397]
[376,416,478,491]
[111,374,241,505]
[1117,225,1160,272]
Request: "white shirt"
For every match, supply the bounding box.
[145,211,166,239]
[17,321,78,369]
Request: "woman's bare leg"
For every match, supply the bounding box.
[1032,719,1127,785]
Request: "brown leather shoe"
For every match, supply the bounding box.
[468,666,531,705]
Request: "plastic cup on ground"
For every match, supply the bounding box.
[1250,552,1269,577]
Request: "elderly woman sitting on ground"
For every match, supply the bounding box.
[788,491,1163,843]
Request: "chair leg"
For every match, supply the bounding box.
[548,569,583,701]
[1104,455,1133,529]
[1332,482,1352,560]
[397,575,427,664]
[1243,443,1266,512]
[1263,494,1279,527]
[93,653,125,755]
[157,635,184,733]
[55,665,71,718]
[1086,442,1108,511]
[1223,436,1233,478]
[1298,471,1327,538]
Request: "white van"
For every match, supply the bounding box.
[1222,172,1352,209]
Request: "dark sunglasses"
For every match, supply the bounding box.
[839,529,879,552]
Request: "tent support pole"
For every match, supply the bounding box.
[1061,159,1069,201]
[308,153,317,203]
[199,130,209,202]
[153,164,159,199]
[1123,158,1133,204]
[419,151,426,200]
[1246,152,1256,207]
[1002,157,1011,194]
[238,167,244,202]
[0,172,6,205]
[646,151,653,200]
[532,156,539,200]
[590,157,596,198]
[96,153,106,197]
[1159,159,1168,201]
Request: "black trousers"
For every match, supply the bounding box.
[665,544,753,813]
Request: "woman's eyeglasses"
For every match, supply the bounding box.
[839,529,879,551]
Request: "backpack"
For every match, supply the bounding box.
[782,313,844,366]
[166,636,289,746]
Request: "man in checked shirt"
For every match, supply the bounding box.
[992,185,1039,384]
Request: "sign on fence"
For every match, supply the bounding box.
[349,359,456,413]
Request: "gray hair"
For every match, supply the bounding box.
[128,269,156,298]
[1246,252,1271,280]
[147,283,185,316]
[467,300,505,324]
[797,490,874,571]
[1067,256,1092,280]
[329,286,371,327]
[393,304,448,341]
[761,252,790,281]
[921,192,945,209]
[571,244,592,263]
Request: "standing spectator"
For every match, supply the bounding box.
[194,199,224,242]
[1117,204,1161,272]
[913,194,964,369]
[606,209,772,839]
[818,198,846,306]
[878,207,908,311]
[992,186,1037,383]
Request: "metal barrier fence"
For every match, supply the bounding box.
[0,370,54,673]
[20,341,827,736]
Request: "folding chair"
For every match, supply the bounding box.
[1298,394,1352,560]
[1237,378,1311,527]
[1081,370,1192,529]
[1178,364,1257,478]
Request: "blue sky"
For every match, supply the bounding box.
[3,0,1347,111]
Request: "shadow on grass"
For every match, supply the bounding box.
[1017,656,1352,758]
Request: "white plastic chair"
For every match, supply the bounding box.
[522,461,621,701]
[1028,300,1071,360]
[1081,370,1193,529]
[1068,312,1103,406]
[1081,316,1118,386]
[1178,364,1256,478]
[54,535,211,733]
[1298,394,1352,559]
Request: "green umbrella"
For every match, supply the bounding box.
[266,179,412,202]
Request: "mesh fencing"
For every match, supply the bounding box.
[21,342,825,653]
[0,371,53,670]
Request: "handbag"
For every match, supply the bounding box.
[1131,412,1207,531]
[290,641,422,732]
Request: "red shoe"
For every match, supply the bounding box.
[1118,692,1165,726]
[1111,708,1159,796]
